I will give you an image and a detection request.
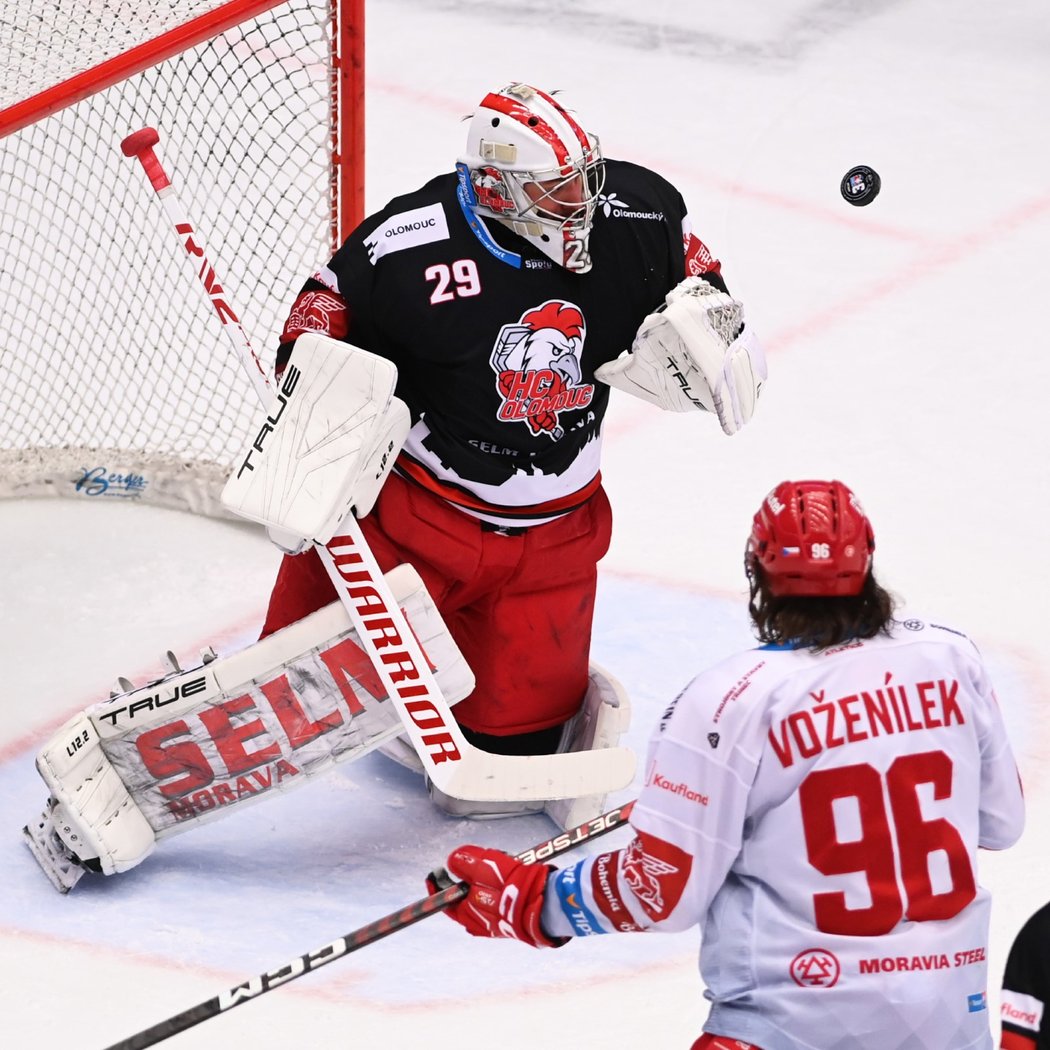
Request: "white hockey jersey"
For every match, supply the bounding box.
[542,617,1025,1050]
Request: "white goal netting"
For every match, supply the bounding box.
[0,0,355,516]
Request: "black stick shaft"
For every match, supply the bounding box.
[102,801,634,1050]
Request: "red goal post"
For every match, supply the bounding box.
[0,0,364,516]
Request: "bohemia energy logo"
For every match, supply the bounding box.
[490,299,594,440]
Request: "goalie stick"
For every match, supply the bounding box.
[101,800,634,1050]
[120,128,634,804]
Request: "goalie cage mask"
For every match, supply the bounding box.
[457,82,605,274]
[746,479,875,597]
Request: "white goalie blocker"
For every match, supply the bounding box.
[596,276,767,435]
[23,564,473,893]
[220,330,411,548]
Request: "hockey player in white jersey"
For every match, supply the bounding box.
[434,479,1025,1050]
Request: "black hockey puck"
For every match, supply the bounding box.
[840,165,881,206]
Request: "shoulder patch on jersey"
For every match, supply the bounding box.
[364,203,449,264]
[622,831,692,923]
[1001,989,1044,1033]
[281,289,349,343]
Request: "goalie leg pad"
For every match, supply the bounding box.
[377,731,426,775]
[544,662,631,830]
[31,712,156,880]
[24,564,474,890]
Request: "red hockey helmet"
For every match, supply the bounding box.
[746,480,875,597]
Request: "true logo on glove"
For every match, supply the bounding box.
[235,365,302,478]
[663,353,708,411]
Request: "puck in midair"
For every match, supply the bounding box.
[840,165,881,206]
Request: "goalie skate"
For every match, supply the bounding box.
[22,799,89,894]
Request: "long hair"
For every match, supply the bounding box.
[748,568,896,651]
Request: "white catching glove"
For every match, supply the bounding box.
[595,277,767,435]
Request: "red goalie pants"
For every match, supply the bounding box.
[260,471,613,736]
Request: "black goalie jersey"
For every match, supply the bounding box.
[276,158,724,525]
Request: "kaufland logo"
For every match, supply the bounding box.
[647,770,709,806]
[1002,1001,1040,1026]
[1001,989,1043,1029]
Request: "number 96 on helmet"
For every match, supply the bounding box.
[746,480,875,597]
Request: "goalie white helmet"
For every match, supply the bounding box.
[456,83,605,274]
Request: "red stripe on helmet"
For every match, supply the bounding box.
[480,90,572,167]
[532,86,592,155]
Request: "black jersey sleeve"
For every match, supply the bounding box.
[273,276,347,376]
[272,201,389,377]
[1001,903,1050,1048]
[603,159,730,295]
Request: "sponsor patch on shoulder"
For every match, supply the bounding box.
[365,203,449,263]
[1001,989,1044,1029]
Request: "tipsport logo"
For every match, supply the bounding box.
[489,299,594,441]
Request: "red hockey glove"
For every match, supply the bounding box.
[430,845,567,949]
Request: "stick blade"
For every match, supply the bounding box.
[435,743,636,804]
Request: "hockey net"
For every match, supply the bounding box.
[0,0,363,517]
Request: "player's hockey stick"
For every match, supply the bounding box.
[101,800,633,1050]
[121,127,634,804]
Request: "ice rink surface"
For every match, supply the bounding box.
[3,1,1050,1047]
